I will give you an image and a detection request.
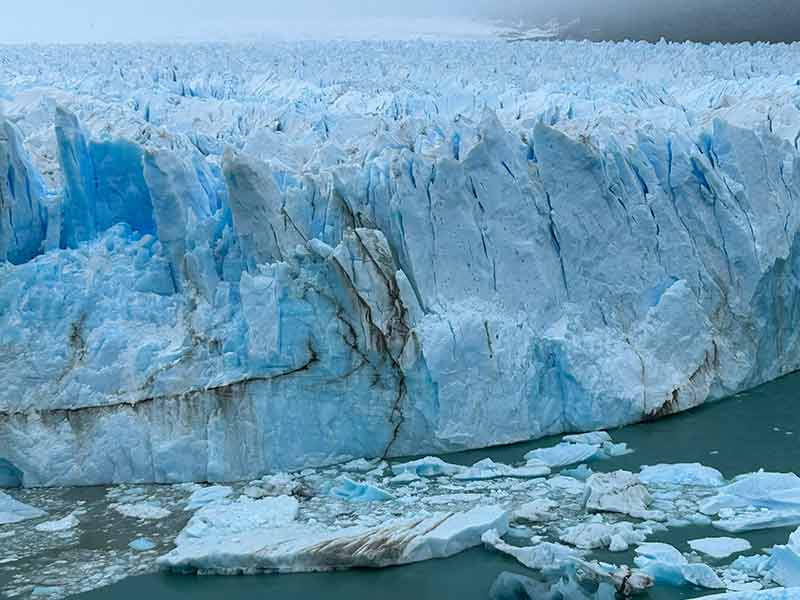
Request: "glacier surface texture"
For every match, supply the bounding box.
[2,41,800,486]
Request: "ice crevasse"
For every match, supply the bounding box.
[2,40,800,486]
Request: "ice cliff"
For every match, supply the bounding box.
[2,40,800,486]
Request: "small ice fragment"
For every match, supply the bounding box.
[129,537,157,551]
[639,463,726,487]
[34,513,79,532]
[688,537,752,559]
[330,478,393,502]
[584,471,653,518]
[0,491,46,524]
[562,431,612,445]
[115,502,170,520]
[524,443,600,469]
[391,456,464,477]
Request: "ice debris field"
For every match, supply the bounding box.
[4,430,800,599]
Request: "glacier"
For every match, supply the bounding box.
[2,40,800,486]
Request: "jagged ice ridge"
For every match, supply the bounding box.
[2,40,800,486]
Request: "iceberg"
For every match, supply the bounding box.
[584,471,654,518]
[688,537,752,559]
[33,513,79,533]
[0,491,46,524]
[3,40,800,486]
[184,486,233,511]
[639,463,726,487]
[453,458,550,480]
[390,457,465,478]
[524,443,601,469]
[635,542,723,589]
[159,503,507,573]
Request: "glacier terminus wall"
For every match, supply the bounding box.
[2,40,800,486]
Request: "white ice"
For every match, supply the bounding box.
[0,491,46,524]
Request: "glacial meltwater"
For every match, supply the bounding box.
[2,372,799,600]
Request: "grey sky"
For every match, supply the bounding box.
[1,0,504,43]
[3,1,798,44]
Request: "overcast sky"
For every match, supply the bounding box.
[1,0,504,43]
[3,0,798,44]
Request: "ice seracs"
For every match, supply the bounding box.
[4,40,800,486]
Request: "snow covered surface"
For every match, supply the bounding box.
[3,40,800,486]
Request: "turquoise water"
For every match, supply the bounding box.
[72,372,800,599]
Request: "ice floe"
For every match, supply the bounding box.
[160,503,507,573]
[639,463,726,487]
[689,537,753,559]
[34,513,79,533]
[330,478,394,502]
[0,491,46,524]
[584,471,657,519]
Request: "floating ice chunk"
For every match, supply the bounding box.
[701,472,800,515]
[766,526,800,587]
[512,498,558,523]
[640,463,726,487]
[115,502,171,520]
[695,590,800,600]
[482,529,582,571]
[0,491,46,524]
[388,472,421,485]
[488,572,553,600]
[713,511,800,533]
[342,458,385,473]
[129,537,157,552]
[31,586,63,597]
[330,478,393,502]
[681,563,725,589]
[562,431,612,445]
[584,471,653,518]
[160,504,507,573]
[259,473,305,497]
[453,458,550,481]
[729,555,771,576]
[561,464,593,481]
[599,442,633,458]
[636,542,688,566]
[560,521,646,550]
[242,486,268,499]
[426,493,483,505]
[391,457,464,477]
[34,513,79,532]
[185,485,233,511]
[635,542,722,588]
[609,534,629,552]
[524,443,600,469]
[175,495,300,547]
[688,537,752,559]
[571,558,654,595]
